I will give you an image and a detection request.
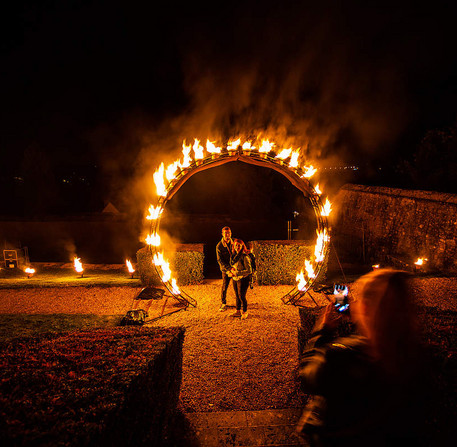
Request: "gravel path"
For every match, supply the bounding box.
[1,276,456,413]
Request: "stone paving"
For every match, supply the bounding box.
[185,408,307,446]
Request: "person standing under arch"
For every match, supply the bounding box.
[216,226,234,311]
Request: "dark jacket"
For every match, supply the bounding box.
[230,252,252,281]
[298,322,427,447]
[216,238,233,273]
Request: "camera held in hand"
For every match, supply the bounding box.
[333,284,350,313]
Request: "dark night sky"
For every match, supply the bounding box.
[1,0,457,215]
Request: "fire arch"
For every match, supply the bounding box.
[145,139,331,307]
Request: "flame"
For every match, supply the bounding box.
[171,278,181,295]
[227,138,241,151]
[296,270,307,291]
[74,257,84,273]
[258,139,275,153]
[24,267,35,275]
[165,160,180,181]
[275,148,292,160]
[302,165,317,178]
[304,259,316,279]
[314,229,329,262]
[193,139,204,159]
[153,162,167,197]
[126,259,135,273]
[181,141,192,168]
[206,139,221,154]
[146,204,163,220]
[289,150,300,168]
[372,264,380,269]
[146,233,160,246]
[242,141,255,151]
[321,198,332,216]
[153,252,172,282]
[314,183,322,195]
[414,257,428,266]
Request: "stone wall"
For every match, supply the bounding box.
[334,184,457,273]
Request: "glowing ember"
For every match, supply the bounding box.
[289,150,300,168]
[193,139,204,160]
[258,139,275,153]
[314,183,322,195]
[74,257,84,274]
[275,148,292,160]
[181,141,192,168]
[227,138,241,151]
[372,264,380,269]
[24,267,35,278]
[302,165,317,178]
[206,140,221,154]
[153,162,167,197]
[321,198,332,216]
[146,233,160,246]
[414,257,428,266]
[146,204,163,220]
[314,229,329,262]
[126,259,135,273]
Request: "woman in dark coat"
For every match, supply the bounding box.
[229,239,253,319]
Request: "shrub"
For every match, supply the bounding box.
[0,326,185,447]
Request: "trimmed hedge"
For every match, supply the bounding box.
[251,240,323,285]
[137,245,204,286]
[0,326,185,447]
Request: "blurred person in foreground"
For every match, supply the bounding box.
[297,269,429,447]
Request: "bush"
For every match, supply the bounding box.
[0,326,185,447]
[136,246,204,287]
[251,240,324,285]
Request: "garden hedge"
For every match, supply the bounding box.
[0,326,185,447]
[136,245,204,286]
[251,240,324,285]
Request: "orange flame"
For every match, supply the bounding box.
[24,267,35,277]
[296,270,307,291]
[302,165,317,178]
[321,198,332,216]
[146,204,163,220]
[126,259,135,273]
[227,138,241,151]
[372,264,380,269]
[206,139,221,154]
[304,259,316,279]
[258,139,275,153]
[74,257,84,273]
[289,150,300,168]
[165,160,180,181]
[314,229,329,262]
[153,162,167,197]
[146,234,160,246]
[153,252,172,282]
[193,139,204,159]
[314,183,322,195]
[414,257,428,266]
[242,141,255,151]
[171,278,181,295]
[275,148,292,160]
[181,141,192,168]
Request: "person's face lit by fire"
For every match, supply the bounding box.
[222,228,231,242]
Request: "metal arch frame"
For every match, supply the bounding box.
[148,146,331,307]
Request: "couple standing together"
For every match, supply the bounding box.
[216,226,254,319]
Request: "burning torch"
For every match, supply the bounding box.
[126,259,135,279]
[74,256,84,278]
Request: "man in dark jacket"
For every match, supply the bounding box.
[216,226,234,311]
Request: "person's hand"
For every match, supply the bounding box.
[317,302,342,332]
[227,271,233,277]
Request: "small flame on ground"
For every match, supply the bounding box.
[74,257,84,273]
[414,257,428,266]
[372,264,380,269]
[126,259,135,273]
[25,267,35,277]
